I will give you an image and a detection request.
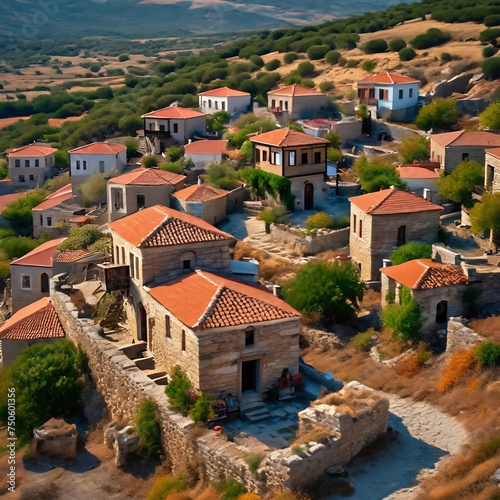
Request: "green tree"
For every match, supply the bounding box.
[59,225,109,251]
[54,149,69,167]
[391,242,432,265]
[354,155,406,193]
[389,39,407,52]
[470,193,500,246]
[415,98,459,131]
[205,161,240,190]
[479,101,500,130]
[264,59,281,71]
[166,145,184,162]
[410,28,451,50]
[327,148,343,162]
[118,114,143,136]
[44,173,71,192]
[2,189,49,236]
[382,289,423,342]
[305,212,334,230]
[324,131,341,149]
[284,52,299,64]
[297,61,315,77]
[136,399,162,459]
[362,39,388,54]
[325,50,341,64]
[307,44,330,60]
[0,339,86,444]
[319,81,334,92]
[239,140,253,163]
[282,261,366,323]
[398,135,430,163]
[142,156,158,168]
[164,365,194,412]
[79,171,119,207]
[437,160,484,208]
[125,137,139,158]
[398,47,416,61]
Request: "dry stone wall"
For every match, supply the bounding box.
[446,317,483,354]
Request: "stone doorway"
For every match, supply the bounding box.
[436,300,448,324]
[304,183,314,210]
[241,359,259,393]
[138,302,147,342]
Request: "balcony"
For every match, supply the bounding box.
[144,129,172,138]
[359,98,378,106]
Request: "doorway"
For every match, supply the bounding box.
[138,303,147,342]
[40,273,49,293]
[436,300,448,324]
[304,183,314,210]
[241,359,259,393]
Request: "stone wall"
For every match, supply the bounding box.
[226,186,249,214]
[446,317,483,354]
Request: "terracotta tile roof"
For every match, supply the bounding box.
[267,84,325,96]
[358,72,420,85]
[174,184,228,202]
[32,184,73,211]
[141,106,206,119]
[69,142,126,155]
[431,130,500,148]
[198,86,250,97]
[108,167,186,186]
[249,128,330,147]
[397,166,440,179]
[67,216,91,224]
[184,140,229,156]
[11,238,65,268]
[54,250,98,263]
[107,205,234,248]
[0,192,26,213]
[485,147,500,159]
[7,144,57,157]
[380,259,469,289]
[349,189,443,215]
[0,297,64,340]
[149,269,301,331]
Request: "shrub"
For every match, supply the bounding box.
[165,365,195,412]
[410,28,451,50]
[398,47,417,61]
[125,137,139,158]
[362,39,388,54]
[437,160,484,208]
[470,193,500,244]
[159,161,184,174]
[142,156,158,168]
[59,225,107,251]
[249,54,264,68]
[284,52,299,64]
[264,59,281,71]
[245,453,265,473]
[307,44,330,60]
[241,168,294,210]
[415,98,459,131]
[382,292,423,342]
[334,33,359,50]
[136,399,162,459]
[327,148,342,162]
[390,242,432,265]
[353,155,406,193]
[118,54,129,62]
[483,45,498,58]
[398,135,430,163]
[305,212,334,230]
[146,475,189,500]
[482,57,500,80]
[479,28,500,44]
[189,394,215,423]
[436,349,475,392]
[475,342,500,367]
[440,52,452,62]
[389,39,406,52]
[350,331,373,351]
[214,477,247,500]
[325,50,341,65]
[319,81,334,92]
[2,189,49,236]
[297,61,315,77]
[206,161,240,190]
[361,60,377,72]
[166,145,184,162]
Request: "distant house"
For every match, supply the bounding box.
[485,148,500,194]
[173,184,228,224]
[107,167,186,222]
[298,118,362,144]
[184,140,229,168]
[0,297,65,368]
[380,258,469,332]
[249,128,330,210]
[396,165,441,204]
[357,73,420,122]
[32,184,73,237]
[431,130,500,173]
[7,144,57,189]
[349,189,443,282]
[141,105,207,154]
[267,85,328,120]
[198,87,251,117]
[69,142,127,195]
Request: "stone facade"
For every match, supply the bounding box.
[446,317,483,355]
[485,150,500,195]
[431,141,489,173]
[268,92,328,120]
[172,195,227,225]
[8,147,56,189]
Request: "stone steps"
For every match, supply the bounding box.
[240,401,270,422]
[134,356,155,370]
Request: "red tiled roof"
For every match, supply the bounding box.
[397,166,440,179]
[0,297,64,340]
[7,145,57,157]
[68,216,91,224]
[358,72,420,84]
[380,259,469,289]
[249,128,330,147]
[141,106,206,119]
[174,184,228,202]
[431,130,500,148]
[108,167,186,186]
[32,184,72,211]
[54,250,98,263]
[107,205,234,248]
[149,269,301,331]
[349,189,443,215]
[69,142,126,155]
[485,147,500,159]
[0,192,26,213]
[198,87,250,97]
[184,140,228,156]
[267,85,324,96]
[11,238,65,268]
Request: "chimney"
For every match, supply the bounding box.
[197,176,202,185]
[382,259,392,267]
[423,188,431,201]
[272,285,282,298]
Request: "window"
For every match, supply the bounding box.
[245,329,255,347]
[135,256,139,280]
[208,99,212,108]
[181,330,186,351]
[35,159,39,167]
[203,100,206,107]
[173,123,178,134]
[285,100,289,111]
[165,315,171,338]
[137,194,146,209]
[47,216,52,227]
[262,150,268,162]
[183,259,191,270]
[409,88,413,98]
[369,88,375,99]
[149,123,154,130]
[462,153,469,161]
[359,220,363,238]
[271,152,282,165]
[113,188,123,210]
[25,160,30,168]
[15,159,20,168]
[129,252,135,279]
[272,99,276,108]
[301,152,308,164]
[159,124,165,132]
[314,151,322,164]
[397,225,406,246]
[379,89,385,100]
[215,101,218,110]
[353,214,356,233]
[255,149,261,163]
[83,161,87,170]
[289,151,296,166]
[222,101,225,111]
[19,175,25,183]
[399,89,404,99]
[29,175,34,181]
[121,247,125,266]
[40,215,43,226]
[76,160,80,170]
[21,275,31,289]
[99,160,105,173]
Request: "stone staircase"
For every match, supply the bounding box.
[118,341,167,385]
[240,397,271,423]
[137,136,155,156]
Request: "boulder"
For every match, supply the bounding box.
[32,418,77,459]
[104,421,139,467]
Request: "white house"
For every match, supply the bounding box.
[68,142,127,195]
[198,87,251,117]
[184,140,229,168]
[141,105,207,154]
[267,85,328,120]
[6,144,57,189]
[357,73,420,122]
[397,165,441,204]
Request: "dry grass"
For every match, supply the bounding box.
[436,349,476,393]
[394,354,422,378]
[291,424,332,447]
[468,316,500,344]
[314,386,387,417]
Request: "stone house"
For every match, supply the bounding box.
[396,165,441,204]
[267,85,328,120]
[249,128,330,210]
[141,105,207,154]
[380,258,469,332]
[430,130,500,173]
[0,297,65,368]
[484,148,500,194]
[107,167,186,222]
[7,144,57,189]
[357,73,420,122]
[32,184,74,237]
[184,140,229,168]
[349,189,443,282]
[172,184,228,225]
[69,142,127,195]
[198,87,251,117]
